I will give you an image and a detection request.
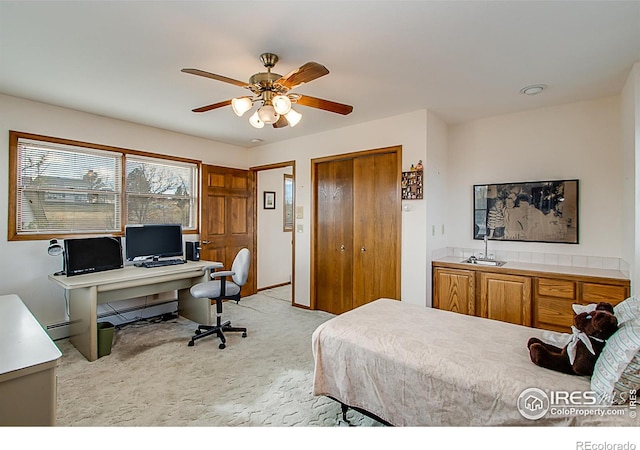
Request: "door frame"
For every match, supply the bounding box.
[311,145,402,311]
[250,160,296,305]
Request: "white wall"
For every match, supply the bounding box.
[0,94,249,329]
[249,110,431,307]
[622,62,640,293]
[256,166,293,289]
[1,91,635,327]
[424,111,449,306]
[447,96,624,260]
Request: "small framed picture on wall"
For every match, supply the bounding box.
[264,191,276,209]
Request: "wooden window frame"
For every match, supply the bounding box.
[8,130,201,241]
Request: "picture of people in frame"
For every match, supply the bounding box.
[473,180,579,244]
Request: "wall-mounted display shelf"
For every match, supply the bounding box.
[402,170,423,200]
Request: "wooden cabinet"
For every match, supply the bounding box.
[479,272,532,326]
[433,267,476,315]
[432,261,630,332]
[313,148,401,314]
[534,277,629,332]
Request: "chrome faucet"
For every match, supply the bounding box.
[484,234,489,260]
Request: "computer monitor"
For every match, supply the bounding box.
[124,224,184,261]
[64,236,123,276]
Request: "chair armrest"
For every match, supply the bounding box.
[210,270,235,279]
[201,263,224,272]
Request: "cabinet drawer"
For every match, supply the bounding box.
[535,296,575,332]
[536,278,575,299]
[582,283,627,303]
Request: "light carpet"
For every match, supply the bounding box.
[54,286,381,427]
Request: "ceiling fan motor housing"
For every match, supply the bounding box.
[249,72,283,92]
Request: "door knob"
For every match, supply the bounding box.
[340,245,345,251]
[361,246,366,252]
[201,240,211,245]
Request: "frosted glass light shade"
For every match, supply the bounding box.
[231,97,253,117]
[249,111,264,128]
[272,95,292,115]
[257,105,279,124]
[285,108,302,127]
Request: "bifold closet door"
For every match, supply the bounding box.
[353,152,400,308]
[315,158,354,315]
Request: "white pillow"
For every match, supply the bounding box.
[614,296,640,325]
[591,319,640,405]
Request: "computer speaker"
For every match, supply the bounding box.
[186,241,200,261]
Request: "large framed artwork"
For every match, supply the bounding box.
[473,179,579,244]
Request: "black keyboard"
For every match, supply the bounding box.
[136,259,187,268]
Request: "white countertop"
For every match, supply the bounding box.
[0,294,62,378]
[432,256,629,281]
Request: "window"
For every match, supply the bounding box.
[9,131,199,240]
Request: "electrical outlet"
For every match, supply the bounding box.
[297,224,303,233]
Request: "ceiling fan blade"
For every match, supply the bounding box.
[296,95,353,115]
[191,99,232,113]
[181,68,248,88]
[274,62,329,90]
[273,115,289,128]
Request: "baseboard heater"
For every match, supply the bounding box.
[46,299,177,340]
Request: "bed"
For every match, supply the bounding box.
[312,299,638,426]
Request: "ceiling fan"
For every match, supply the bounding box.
[182,53,353,129]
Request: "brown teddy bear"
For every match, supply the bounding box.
[527,302,618,376]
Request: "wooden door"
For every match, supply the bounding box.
[353,152,401,307]
[200,164,255,295]
[480,272,531,326]
[314,158,353,314]
[433,268,476,315]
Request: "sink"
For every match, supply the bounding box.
[461,258,507,267]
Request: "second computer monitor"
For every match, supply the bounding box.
[124,224,183,261]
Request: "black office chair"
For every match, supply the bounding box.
[187,248,250,349]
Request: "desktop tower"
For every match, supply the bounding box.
[186,241,200,261]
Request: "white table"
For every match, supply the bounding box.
[48,260,221,361]
[0,294,62,425]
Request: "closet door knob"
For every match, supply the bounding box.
[340,245,345,251]
[361,246,366,252]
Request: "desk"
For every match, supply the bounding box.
[48,260,221,361]
[0,294,62,425]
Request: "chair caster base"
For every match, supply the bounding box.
[188,340,194,347]
[242,332,247,337]
[219,343,226,349]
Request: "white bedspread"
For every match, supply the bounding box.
[312,299,638,426]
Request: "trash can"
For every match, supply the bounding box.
[97,321,115,358]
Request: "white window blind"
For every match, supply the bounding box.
[16,138,122,234]
[125,155,197,229]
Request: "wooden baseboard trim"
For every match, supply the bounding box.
[257,282,291,292]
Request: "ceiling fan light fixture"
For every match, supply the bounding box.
[285,108,302,127]
[272,95,292,115]
[249,111,264,128]
[231,97,253,116]
[257,104,279,124]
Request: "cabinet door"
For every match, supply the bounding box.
[480,273,532,326]
[314,159,354,314]
[433,268,476,315]
[352,152,400,308]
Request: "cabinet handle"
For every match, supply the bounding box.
[340,245,345,251]
[361,246,366,252]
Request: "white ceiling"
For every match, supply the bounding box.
[1,1,639,148]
